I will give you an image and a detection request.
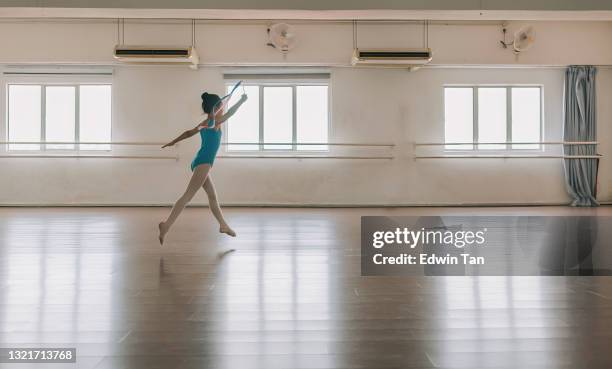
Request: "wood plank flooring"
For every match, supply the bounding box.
[0,207,611,369]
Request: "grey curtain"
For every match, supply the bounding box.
[563,66,599,207]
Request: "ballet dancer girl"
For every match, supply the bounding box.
[158,90,248,245]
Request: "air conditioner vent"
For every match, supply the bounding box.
[114,49,190,57]
[113,45,199,69]
[357,50,431,59]
[351,48,432,69]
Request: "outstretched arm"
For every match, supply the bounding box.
[161,119,210,148]
[215,94,248,125]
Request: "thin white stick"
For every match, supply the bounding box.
[0,155,178,160]
[217,155,393,159]
[0,141,395,147]
[414,141,598,146]
[414,155,602,159]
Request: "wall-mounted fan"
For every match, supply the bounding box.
[500,25,536,54]
[266,23,296,53]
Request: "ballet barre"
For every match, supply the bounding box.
[0,141,178,159]
[0,141,395,147]
[217,155,393,159]
[413,141,601,160]
[414,141,598,146]
[0,154,178,160]
[414,155,602,159]
[222,142,395,147]
[0,141,168,146]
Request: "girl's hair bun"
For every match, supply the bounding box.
[201,92,221,114]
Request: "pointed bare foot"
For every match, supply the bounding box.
[158,222,168,245]
[219,226,236,237]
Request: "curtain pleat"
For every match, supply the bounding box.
[563,66,599,207]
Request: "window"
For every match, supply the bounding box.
[224,78,329,151]
[7,84,111,151]
[444,86,541,150]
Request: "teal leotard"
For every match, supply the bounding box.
[191,119,221,171]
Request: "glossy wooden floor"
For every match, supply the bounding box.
[1,206,612,369]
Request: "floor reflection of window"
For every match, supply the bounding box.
[4,217,44,340]
[435,275,556,367]
[219,212,333,367]
[3,214,119,346]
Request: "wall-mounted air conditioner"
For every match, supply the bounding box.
[113,45,199,70]
[351,48,432,70]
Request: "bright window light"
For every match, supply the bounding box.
[79,85,112,151]
[45,86,76,150]
[478,88,507,150]
[226,85,259,151]
[444,88,473,150]
[444,86,542,151]
[7,83,112,152]
[263,87,293,150]
[224,79,330,152]
[512,87,541,149]
[297,86,328,151]
[8,85,41,151]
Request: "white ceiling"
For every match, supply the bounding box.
[2,1,612,20]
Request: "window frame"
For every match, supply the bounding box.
[4,77,112,153]
[444,85,544,151]
[223,79,331,153]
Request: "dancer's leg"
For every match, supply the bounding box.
[159,165,210,244]
[203,175,236,237]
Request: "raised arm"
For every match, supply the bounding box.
[161,118,210,148]
[215,94,248,125]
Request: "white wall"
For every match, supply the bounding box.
[0,19,611,205]
[0,20,611,66]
